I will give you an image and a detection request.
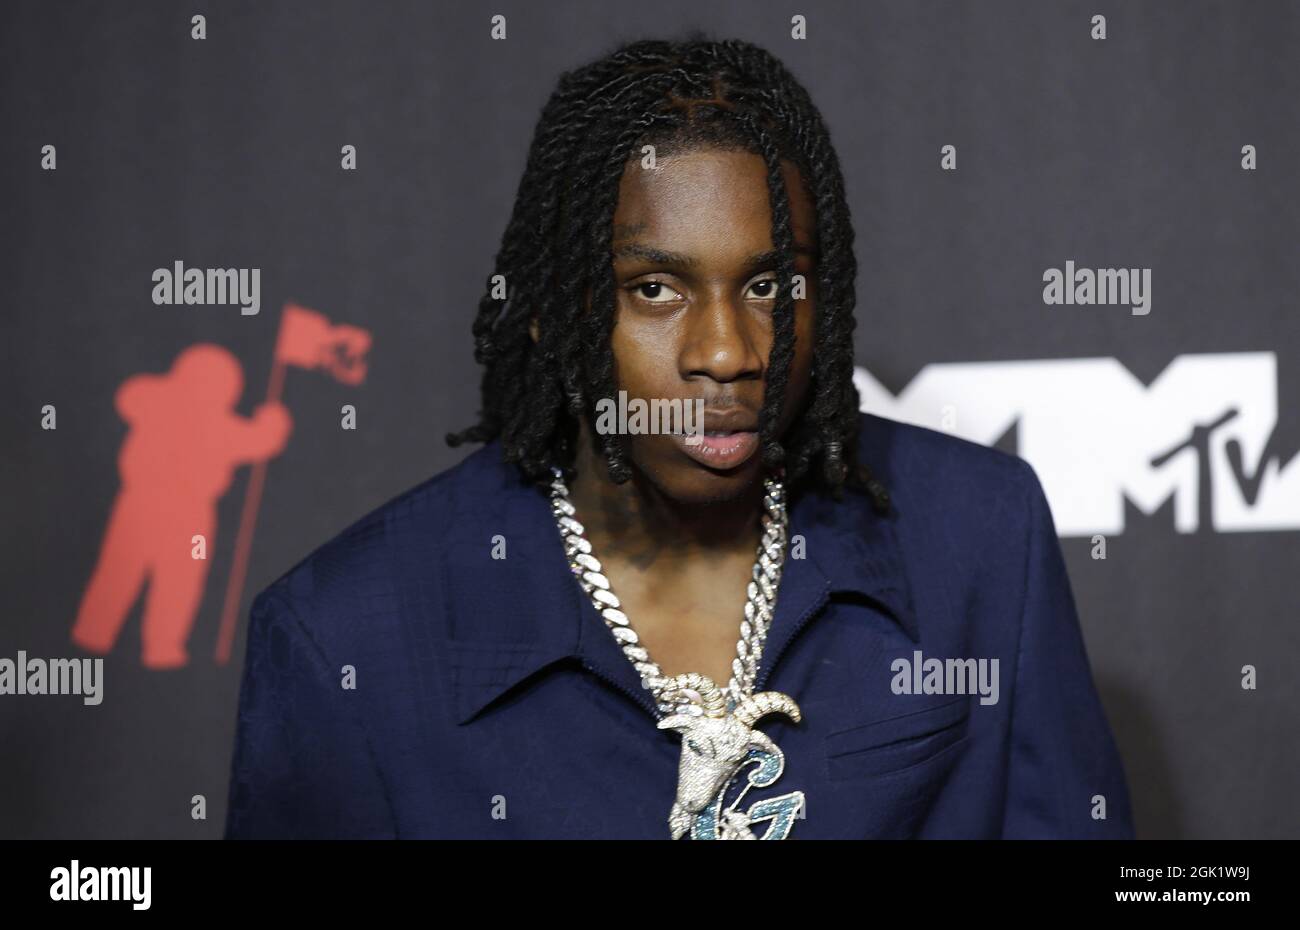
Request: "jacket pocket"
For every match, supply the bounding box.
[824,696,971,780]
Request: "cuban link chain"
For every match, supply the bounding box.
[548,467,788,713]
[548,467,807,840]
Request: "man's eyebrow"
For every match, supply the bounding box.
[611,244,699,267]
[610,243,819,269]
[743,245,819,270]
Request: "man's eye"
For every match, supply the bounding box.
[633,282,683,303]
[746,278,778,300]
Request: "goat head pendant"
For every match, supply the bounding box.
[656,674,806,840]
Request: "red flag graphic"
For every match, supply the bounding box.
[275,303,371,384]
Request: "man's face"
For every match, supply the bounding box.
[603,146,818,504]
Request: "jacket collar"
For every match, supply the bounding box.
[439,446,919,725]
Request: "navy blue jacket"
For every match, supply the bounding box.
[224,413,1135,839]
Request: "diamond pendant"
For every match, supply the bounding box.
[657,676,806,840]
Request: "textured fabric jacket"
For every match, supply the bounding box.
[224,412,1135,839]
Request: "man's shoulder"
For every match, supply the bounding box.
[251,441,520,619]
[854,411,1044,532]
[850,417,1059,640]
[857,410,1034,489]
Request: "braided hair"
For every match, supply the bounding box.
[446,36,890,513]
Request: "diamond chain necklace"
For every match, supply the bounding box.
[548,466,807,839]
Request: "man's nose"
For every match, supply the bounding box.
[678,292,765,384]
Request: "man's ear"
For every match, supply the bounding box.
[529,317,539,344]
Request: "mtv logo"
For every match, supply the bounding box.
[855,353,1299,536]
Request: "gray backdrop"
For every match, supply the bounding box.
[1,0,1296,839]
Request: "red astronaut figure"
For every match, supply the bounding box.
[72,344,292,668]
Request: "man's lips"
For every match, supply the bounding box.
[676,428,760,470]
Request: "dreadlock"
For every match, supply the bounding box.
[446,36,890,514]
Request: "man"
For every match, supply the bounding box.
[225,37,1133,840]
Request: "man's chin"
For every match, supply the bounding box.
[634,451,766,507]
